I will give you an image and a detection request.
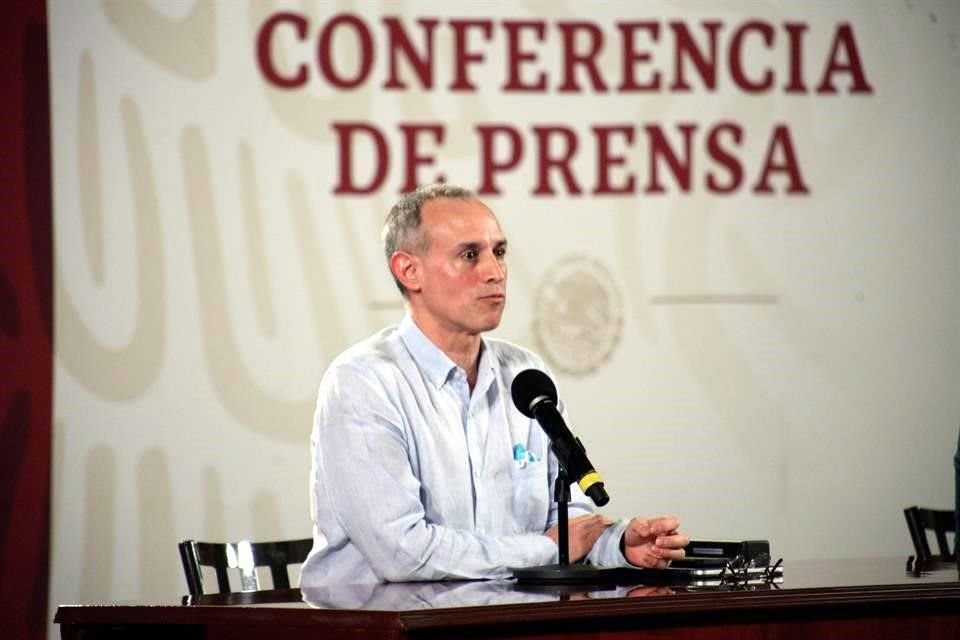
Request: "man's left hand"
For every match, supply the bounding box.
[622,516,689,569]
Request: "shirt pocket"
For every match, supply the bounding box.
[510,457,550,532]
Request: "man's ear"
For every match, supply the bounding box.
[389,251,422,293]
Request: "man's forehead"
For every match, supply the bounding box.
[421,197,503,232]
[422,196,491,215]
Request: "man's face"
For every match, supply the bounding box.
[413,197,508,337]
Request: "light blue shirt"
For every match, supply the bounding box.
[300,315,629,587]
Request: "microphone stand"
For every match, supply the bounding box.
[512,465,612,585]
[556,470,570,566]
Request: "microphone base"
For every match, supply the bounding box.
[512,563,621,585]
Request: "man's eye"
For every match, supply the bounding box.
[463,250,478,260]
[494,247,507,258]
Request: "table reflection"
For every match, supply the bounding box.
[301,580,678,611]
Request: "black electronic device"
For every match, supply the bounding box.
[684,539,771,566]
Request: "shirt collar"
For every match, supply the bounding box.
[398,314,496,392]
[398,315,459,388]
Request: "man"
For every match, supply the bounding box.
[299,184,687,586]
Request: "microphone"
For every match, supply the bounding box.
[510,369,609,507]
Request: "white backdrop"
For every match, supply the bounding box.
[48,0,959,627]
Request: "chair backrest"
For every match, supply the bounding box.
[178,538,313,596]
[903,506,956,562]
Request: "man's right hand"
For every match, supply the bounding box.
[545,513,612,562]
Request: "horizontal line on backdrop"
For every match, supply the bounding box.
[650,294,779,305]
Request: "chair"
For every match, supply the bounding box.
[178,538,313,596]
[903,506,956,564]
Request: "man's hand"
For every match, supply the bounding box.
[545,513,612,562]
[622,516,688,568]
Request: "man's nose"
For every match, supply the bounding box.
[481,251,506,282]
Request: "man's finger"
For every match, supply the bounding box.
[655,533,690,549]
[658,547,686,561]
[649,516,680,535]
[628,517,652,538]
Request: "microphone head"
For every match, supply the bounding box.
[510,369,558,418]
[585,483,610,507]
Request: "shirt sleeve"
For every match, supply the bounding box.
[314,364,558,582]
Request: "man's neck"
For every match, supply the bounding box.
[409,312,483,389]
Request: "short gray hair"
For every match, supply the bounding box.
[382,183,476,295]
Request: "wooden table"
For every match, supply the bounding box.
[55,557,960,639]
